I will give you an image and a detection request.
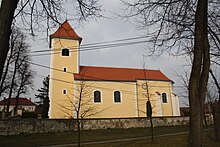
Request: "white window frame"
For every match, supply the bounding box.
[161,92,168,104]
[61,48,71,57]
[63,67,67,72]
[113,90,122,104]
[93,90,102,104]
[62,89,67,95]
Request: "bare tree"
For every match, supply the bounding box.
[188,2,210,146]
[0,0,101,87]
[61,79,104,147]
[0,34,16,97]
[142,57,154,143]
[209,69,220,141]
[175,70,190,106]
[0,0,19,85]
[2,28,34,117]
[13,57,34,115]
[122,0,215,146]
[176,68,211,126]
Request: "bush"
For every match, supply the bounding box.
[22,111,38,118]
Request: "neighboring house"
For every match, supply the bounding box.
[49,21,180,118]
[180,103,217,125]
[180,107,190,116]
[180,102,219,117]
[0,98,36,113]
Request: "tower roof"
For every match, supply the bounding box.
[50,21,82,47]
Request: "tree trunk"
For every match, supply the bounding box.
[209,70,220,142]
[6,52,20,117]
[77,119,81,147]
[14,61,27,115]
[76,110,81,147]
[146,100,154,143]
[189,0,210,146]
[214,100,220,142]
[149,116,154,143]
[0,42,14,96]
[0,0,19,81]
[14,96,19,115]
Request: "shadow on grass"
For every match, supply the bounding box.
[1,126,220,147]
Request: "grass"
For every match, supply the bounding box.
[0,126,219,147]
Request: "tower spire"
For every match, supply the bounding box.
[49,21,82,47]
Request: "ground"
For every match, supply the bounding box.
[0,126,219,147]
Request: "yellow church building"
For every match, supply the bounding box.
[49,21,180,119]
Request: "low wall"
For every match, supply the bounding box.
[0,117,189,136]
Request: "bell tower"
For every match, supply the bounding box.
[49,21,82,118]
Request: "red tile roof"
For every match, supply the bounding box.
[0,98,36,106]
[50,21,82,45]
[74,66,172,82]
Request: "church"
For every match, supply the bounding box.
[49,21,180,118]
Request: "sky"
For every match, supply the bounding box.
[27,0,189,106]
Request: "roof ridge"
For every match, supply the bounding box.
[0,98,36,106]
[80,65,160,71]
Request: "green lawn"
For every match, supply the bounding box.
[0,126,219,147]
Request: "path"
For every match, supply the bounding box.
[40,131,191,147]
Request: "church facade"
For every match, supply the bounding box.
[49,21,180,118]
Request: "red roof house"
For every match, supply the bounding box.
[0,98,36,113]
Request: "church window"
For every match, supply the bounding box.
[63,89,67,95]
[94,90,101,103]
[114,91,121,103]
[62,48,69,56]
[162,93,167,103]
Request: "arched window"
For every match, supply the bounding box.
[62,48,69,56]
[162,93,167,103]
[114,91,121,103]
[94,90,101,103]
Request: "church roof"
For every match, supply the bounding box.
[0,98,36,106]
[74,66,172,82]
[50,21,82,47]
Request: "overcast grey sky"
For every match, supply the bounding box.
[28,0,189,106]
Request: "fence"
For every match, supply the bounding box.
[0,116,190,135]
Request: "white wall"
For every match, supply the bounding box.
[171,94,180,116]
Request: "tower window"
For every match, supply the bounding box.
[62,48,69,56]
[162,93,167,103]
[63,89,67,95]
[63,67,67,72]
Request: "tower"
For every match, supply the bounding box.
[49,21,82,118]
